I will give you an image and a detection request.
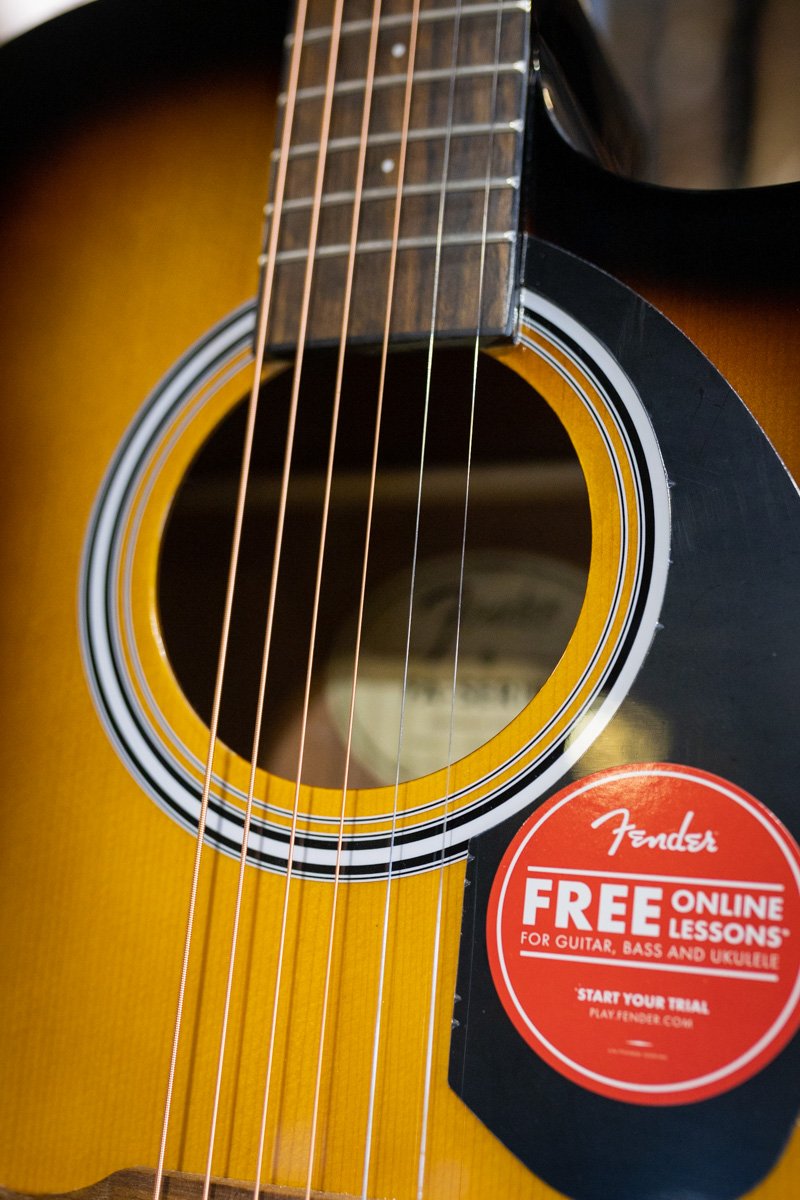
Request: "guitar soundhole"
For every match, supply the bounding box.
[158,347,590,787]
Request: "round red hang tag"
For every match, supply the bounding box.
[487,763,800,1105]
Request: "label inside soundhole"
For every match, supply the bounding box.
[325,550,586,785]
[488,764,800,1105]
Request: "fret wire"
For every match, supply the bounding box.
[268,230,515,265]
[286,1,531,46]
[273,119,523,161]
[266,175,519,215]
[278,60,526,105]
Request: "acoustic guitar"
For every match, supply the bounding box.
[1,2,799,1199]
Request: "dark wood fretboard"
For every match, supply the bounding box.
[263,0,532,349]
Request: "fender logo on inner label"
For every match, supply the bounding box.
[487,763,800,1105]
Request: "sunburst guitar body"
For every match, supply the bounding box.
[1,3,799,1200]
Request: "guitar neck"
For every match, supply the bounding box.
[263,0,531,349]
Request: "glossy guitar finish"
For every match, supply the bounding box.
[0,3,798,1198]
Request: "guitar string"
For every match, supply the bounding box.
[356,3,467,1197]
[150,2,311,1196]
[194,1,414,1191]
[195,4,349,1193]
[166,0,359,1193]
[396,3,467,1194]
[157,0,500,1193]
[298,4,425,1197]
[414,3,507,1193]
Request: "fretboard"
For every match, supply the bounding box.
[262,0,532,349]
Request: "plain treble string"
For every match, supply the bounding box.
[413,0,507,1193]
[353,1,426,1196]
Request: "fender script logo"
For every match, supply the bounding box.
[591,807,718,858]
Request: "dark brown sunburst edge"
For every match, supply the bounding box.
[0,1168,358,1200]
